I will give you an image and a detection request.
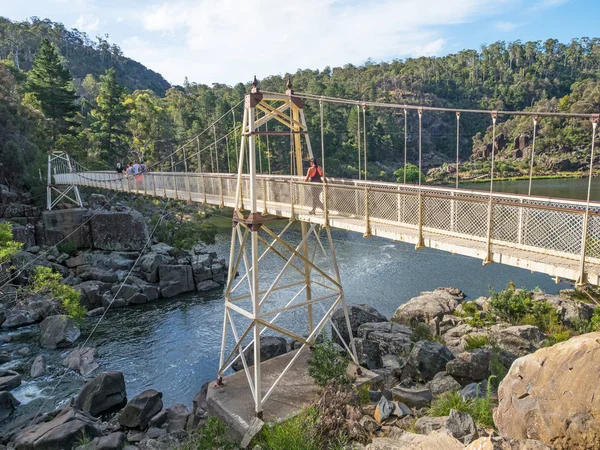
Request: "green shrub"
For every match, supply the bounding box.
[461,302,479,317]
[393,163,425,184]
[489,348,508,389]
[410,322,443,343]
[591,308,600,331]
[30,266,86,322]
[543,329,572,347]
[307,340,349,387]
[464,335,489,350]
[179,417,237,450]
[257,408,321,450]
[57,241,77,256]
[428,381,495,429]
[354,382,371,406]
[0,222,22,265]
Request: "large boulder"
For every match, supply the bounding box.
[392,288,464,325]
[158,265,194,298]
[77,267,118,284]
[491,325,544,365]
[11,407,103,450]
[39,315,80,349]
[118,389,163,430]
[74,372,127,417]
[231,336,287,371]
[427,371,462,396]
[89,210,149,251]
[2,297,58,329]
[62,347,99,376]
[140,253,175,283]
[366,433,464,450]
[30,355,46,378]
[165,404,190,433]
[331,304,387,347]
[445,349,491,383]
[352,338,383,370]
[76,281,112,310]
[0,370,21,391]
[0,391,19,421]
[407,341,454,381]
[495,333,600,450]
[445,409,478,444]
[358,322,413,356]
[465,436,553,449]
[391,386,433,408]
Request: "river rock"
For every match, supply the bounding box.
[166,404,190,433]
[78,267,118,284]
[231,336,288,371]
[76,281,112,310]
[407,341,454,381]
[415,416,447,434]
[331,304,387,347]
[62,347,99,376]
[0,391,19,421]
[0,351,10,364]
[391,386,433,408]
[445,348,491,383]
[352,338,383,370]
[427,371,462,396]
[392,288,464,325]
[2,296,57,329]
[367,432,464,450]
[89,210,149,251]
[75,372,127,416]
[465,436,553,449]
[0,369,20,392]
[140,253,175,283]
[495,333,600,450]
[460,380,489,399]
[491,325,544,365]
[196,280,221,292]
[11,407,103,450]
[86,432,126,450]
[30,355,46,378]
[158,265,194,298]
[358,322,413,356]
[445,409,478,444]
[39,315,81,349]
[119,389,163,430]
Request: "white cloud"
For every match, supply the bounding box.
[74,14,100,33]
[131,0,518,85]
[494,21,521,32]
[529,0,570,11]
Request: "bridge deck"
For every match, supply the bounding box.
[54,171,600,285]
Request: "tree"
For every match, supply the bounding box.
[26,38,78,143]
[91,68,130,163]
[394,163,425,184]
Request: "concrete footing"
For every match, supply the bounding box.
[206,347,380,441]
[42,208,89,247]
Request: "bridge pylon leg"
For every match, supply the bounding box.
[217,83,358,418]
[46,151,84,211]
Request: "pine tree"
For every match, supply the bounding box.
[26,38,79,143]
[91,68,130,163]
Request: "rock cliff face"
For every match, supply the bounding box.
[495,333,600,450]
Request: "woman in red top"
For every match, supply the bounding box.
[304,157,326,214]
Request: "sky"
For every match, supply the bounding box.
[1,0,599,87]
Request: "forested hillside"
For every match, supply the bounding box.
[1,15,600,196]
[0,17,170,95]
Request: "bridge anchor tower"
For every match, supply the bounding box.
[46,151,83,210]
[217,78,359,418]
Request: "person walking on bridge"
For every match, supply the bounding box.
[305,157,326,214]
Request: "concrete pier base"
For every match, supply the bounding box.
[42,208,89,247]
[206,347,380,441]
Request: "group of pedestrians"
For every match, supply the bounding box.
[116,162,147,175]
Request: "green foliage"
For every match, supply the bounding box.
[461,301,479,317]
[590,308,600,331]
[394,163,425,184]
[91,68,131,164]
[0,222,22,265]
[489,348,508,389]
[307,340,349,387]
[257,408,321,450]
[178,417,237,450]
[428,381,495,429]
[30,266,86,322]
[354,382,371,406]
[410,322,443,344]
[56,241,77,257]
[151,203,218,251]
[26,38,79,142]
[464,335,490,350]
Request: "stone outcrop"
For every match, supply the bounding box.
[74,372,127,417]
[0,370,21,391]
[392,288,464,325]
[158,265,195,298]
[39,315,80,349]
[466,437,553,449]
[89,210,149,251]
[407,341,454,381]
[62,347,99,376]
[366,433,464,449]
[495,333,600,450]
[0,391,19,421]
[331,304,387,347]
[118,389,163,430]
[11,407,104,450]
[445,348,491,383]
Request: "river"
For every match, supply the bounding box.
[3,177,592,425]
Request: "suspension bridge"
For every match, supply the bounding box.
[47,78,600,422]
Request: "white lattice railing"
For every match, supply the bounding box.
[53,170,600,279]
